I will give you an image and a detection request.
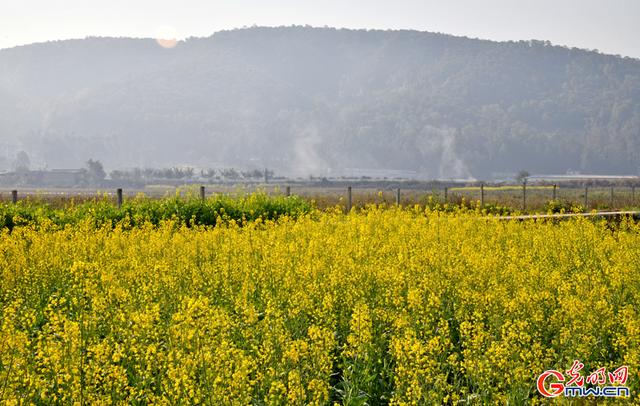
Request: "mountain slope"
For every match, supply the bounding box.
[1,26,639,178]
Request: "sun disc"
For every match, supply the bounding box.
[155,25,179,49]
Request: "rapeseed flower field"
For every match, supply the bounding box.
[1,198,639,404]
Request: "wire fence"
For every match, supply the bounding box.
[2,183,639,213]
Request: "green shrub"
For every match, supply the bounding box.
[0,193,313,230]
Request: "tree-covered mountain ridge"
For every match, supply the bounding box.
[1,26,639,179]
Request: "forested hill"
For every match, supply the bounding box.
[1,26,639,179]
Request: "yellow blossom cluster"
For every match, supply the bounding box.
[1,205,639,403]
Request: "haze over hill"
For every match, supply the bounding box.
[1,26,639,179]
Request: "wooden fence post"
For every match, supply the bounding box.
[347,186,352,212]
[553,184,557,201]
[444,187,448,203]
[584,186,588,211]
[396,188,401,206]
[286,186,291,197]
[11,190,17,204]
[200,185,206,201]
[610,186,614,209]
[480,183,484,207]
[633,185,636,206]
[522,182,527,211]
[117,188,123,209]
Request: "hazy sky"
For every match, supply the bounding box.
[2,0,640,58]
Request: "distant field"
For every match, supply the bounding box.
[450,185,553,191]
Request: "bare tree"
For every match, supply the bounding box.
[84,159,106,183]
[516,170,530,184]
